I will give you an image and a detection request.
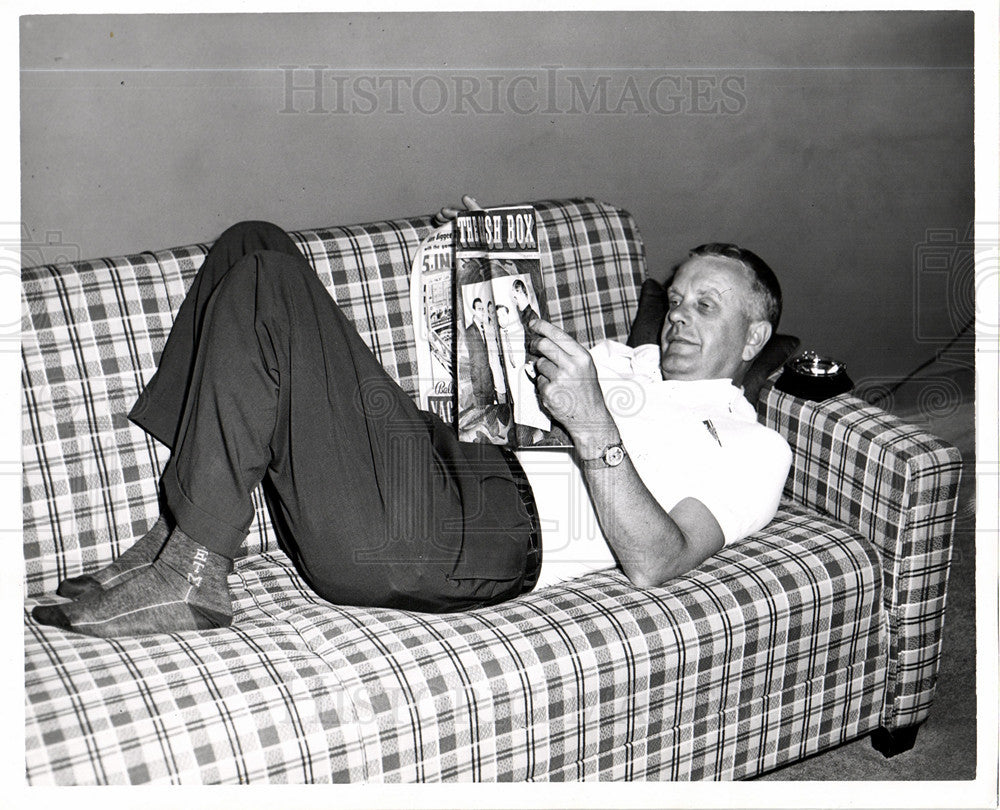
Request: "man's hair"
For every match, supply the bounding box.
[472,297,483,308]
[688,243,782,331]
[511,279,527,295]
[496,304,509,314]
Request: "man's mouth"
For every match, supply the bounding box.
[667,334,698,347]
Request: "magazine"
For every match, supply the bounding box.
[409,205,570,448]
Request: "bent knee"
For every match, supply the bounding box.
[212,221,302,263]
[217,219,288,242]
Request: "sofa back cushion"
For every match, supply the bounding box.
[21,198,646,597]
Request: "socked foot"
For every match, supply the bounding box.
[56,515,173,599]
[54,574,103,600]
[34,528,232,638]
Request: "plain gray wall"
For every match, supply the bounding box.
[20,11,974,382]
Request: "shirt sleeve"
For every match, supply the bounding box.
[683,427,792,546]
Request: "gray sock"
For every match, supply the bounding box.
[56,515,172,599]
[34,527,233,638]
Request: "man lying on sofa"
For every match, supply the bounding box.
[32,197,791,638]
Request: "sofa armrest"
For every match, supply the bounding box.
[758,379,963,730]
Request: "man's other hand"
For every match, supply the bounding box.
[432,195,483,226]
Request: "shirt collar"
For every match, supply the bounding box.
[631,345,747,410]
[660,376,741,398]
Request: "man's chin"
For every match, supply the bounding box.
[660,360,699,381]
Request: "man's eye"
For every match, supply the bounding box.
[698,300,713,311]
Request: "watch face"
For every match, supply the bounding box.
[604,444,626,466]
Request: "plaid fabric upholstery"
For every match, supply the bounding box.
[22,198,645,598]
[759,382,962,730]
[25,502,885,783]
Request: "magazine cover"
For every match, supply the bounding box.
[454,206,569,447]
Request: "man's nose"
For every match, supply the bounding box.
[667,303,687,324]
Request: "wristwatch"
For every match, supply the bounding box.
[580,441,628,469]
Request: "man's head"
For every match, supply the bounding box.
[659,244,781,384]
[511,279,529,308]
[487,301,496,320]
[472,297,485,325]
[496,304,510,328]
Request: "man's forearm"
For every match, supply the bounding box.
[570,417,693,588]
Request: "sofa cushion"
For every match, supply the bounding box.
[25,501,885,783]
[21,199,647,598]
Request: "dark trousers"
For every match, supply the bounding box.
[129,222,540,612]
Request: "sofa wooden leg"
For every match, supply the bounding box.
[871,725,921,758]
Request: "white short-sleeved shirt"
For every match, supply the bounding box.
[517,340,792,589]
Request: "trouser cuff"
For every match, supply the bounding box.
[162,462,246,558]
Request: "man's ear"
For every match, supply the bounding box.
[741,320,773,362]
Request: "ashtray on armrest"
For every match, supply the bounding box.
[774,350,854,401]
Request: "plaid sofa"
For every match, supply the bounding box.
[22,199,963,783]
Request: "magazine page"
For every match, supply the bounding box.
[454,206,570,448]
[409,221,456,424]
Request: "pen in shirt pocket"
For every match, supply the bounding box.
[703,419,723,447]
